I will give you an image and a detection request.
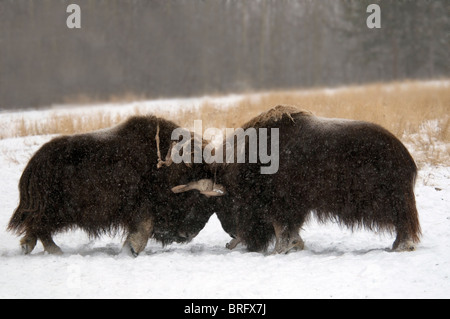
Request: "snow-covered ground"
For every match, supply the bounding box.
[0,97,449,299]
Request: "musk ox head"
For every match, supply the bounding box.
[153,127,227,245]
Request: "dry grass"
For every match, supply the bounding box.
[14,112,125,137]
[2,80,449,166]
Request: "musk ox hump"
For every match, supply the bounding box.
[243,104,312,128]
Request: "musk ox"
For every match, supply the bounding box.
[7,115,220,256]
[175,105,421,253]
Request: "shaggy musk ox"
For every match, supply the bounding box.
[8,115,218,256]
[175,105,421,253]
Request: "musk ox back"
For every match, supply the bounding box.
[7,115,214,256]
[177,105,421,253]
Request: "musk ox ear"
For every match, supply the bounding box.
[171,179,226,197]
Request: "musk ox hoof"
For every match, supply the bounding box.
[272,238,305,255]
[289,239,305,252]
[283,240,305,254]
[40,235,64,255]
[130,247,139,258]
[226,238,241,250]
[393,240,416,252]
[120,243,139,258]
[21,244,32,255]
[20,235,37,255]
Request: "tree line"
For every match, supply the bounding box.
[0,0,448,109]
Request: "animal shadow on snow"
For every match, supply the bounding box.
[303,242,392,257]
[6,239,393,257]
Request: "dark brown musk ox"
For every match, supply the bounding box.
[7,115,221,256]
[174,105,421,254]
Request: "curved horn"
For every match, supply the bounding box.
[171,184,192,193]
[200,183,226,197]
[155,122,176,169]
[171,179,226,197]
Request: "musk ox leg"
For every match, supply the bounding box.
[123,218,154,257]
[225,237,241,250]
[40,234,63,255]
[272,223,305,254]
[20,234,37,255]
[391,193,421,252]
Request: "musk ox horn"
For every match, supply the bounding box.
[171,179,226,198]
[155,122,176,169]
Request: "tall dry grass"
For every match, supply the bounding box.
[14,112,125,137]
[2,80,449,166]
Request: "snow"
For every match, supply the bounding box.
[0,100,449,299]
